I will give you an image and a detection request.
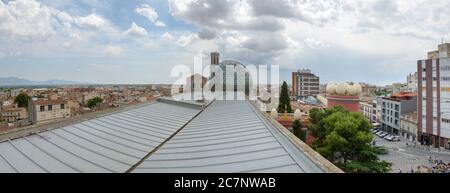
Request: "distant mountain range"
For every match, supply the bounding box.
[0,77,93,86]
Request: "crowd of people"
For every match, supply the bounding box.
[399,156,450,173]
[412,163,450,173]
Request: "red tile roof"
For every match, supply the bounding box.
[34,99,67,106]
[388,92,417,101]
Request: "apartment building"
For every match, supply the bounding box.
[292,69,320,100]
[400,112,418,142]
[407,72,418,92]
[0,107,27,123]
[381,92,417,135]
[29,98,70,124]
[360,101,378,124]
[417,43,450,149]
[360,83,377,96]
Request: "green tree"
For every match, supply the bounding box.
[14,93,31,109]
[292,119,306,141]
[308,106,391,173]
[277,81,292,113]
[86,96,103,108]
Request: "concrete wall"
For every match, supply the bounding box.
[400,97,417,115]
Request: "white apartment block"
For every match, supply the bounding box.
[417,43,450,149]
[29,99,70,124]
[407,72,418,92]
[360,102,377,124]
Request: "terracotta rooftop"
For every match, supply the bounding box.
[34,99,67,106]
[1,107,26,112]
[386,92,417,101]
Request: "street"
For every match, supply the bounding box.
[374,136,450,173]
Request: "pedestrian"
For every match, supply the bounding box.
[398,168,402,173]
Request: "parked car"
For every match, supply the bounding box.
[391,136,400,142]
[375,131,383,135]
[384,135,394,140]
[380,133,389,138]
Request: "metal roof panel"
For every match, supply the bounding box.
[0,102,200,173]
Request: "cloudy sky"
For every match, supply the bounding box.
[0,0,449,85]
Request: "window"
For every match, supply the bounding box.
[60,104,65,109]
[40,106,45,112]
[48,105,52,111]
[441,77,450,81]
[441,66,450,71]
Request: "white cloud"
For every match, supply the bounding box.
[161,32,175,41]
[248,0,342,26]
[104,45,123,55]
[0,50,22,57]
[167,0,294,64]
[61,42,72,48]
[124,22,148,37]
[197,28,216,40]
[0,0,111,43]
[0,0,54,40]
[135,4,158,22]
[155,20,166,27]
[54,10,108,31]
[54,11,74,28]
[0,0,124,62]
[74,14,105,30]
[69,33,82,41]
[2,0,450,85]
[304,38,330,49]
[168,0,450,70]
[175,34,197,47]
[135,4,166,27]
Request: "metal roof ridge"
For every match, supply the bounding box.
[125,100,214,172]
[157,97,207,109]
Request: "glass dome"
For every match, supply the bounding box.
[211,60,252,96]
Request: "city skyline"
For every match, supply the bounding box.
[0,0,449,85]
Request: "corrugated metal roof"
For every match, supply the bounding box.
[0,102,200,173]
[133,100,324,173]
[0,99,329,173]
